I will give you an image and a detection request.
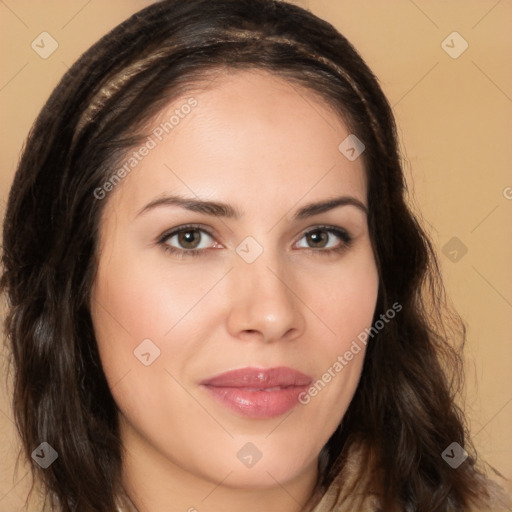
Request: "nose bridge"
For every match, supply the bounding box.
[226,243,304,342]
[238,252,287,302]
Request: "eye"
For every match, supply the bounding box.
[157,224,353,258]
[294,226,353,254]
[159,225,219,257]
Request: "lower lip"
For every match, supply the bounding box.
[202,385,308,419]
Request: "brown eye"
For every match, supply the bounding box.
[305,229,329,248]
[162,227,216,252]
[295,226,353,253]
[177,229,202,249]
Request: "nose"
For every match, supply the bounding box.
[225,253,306,344]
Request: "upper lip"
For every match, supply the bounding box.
[201,366,312,389]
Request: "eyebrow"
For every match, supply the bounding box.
[136,194,368,220]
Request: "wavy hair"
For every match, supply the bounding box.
[0,0,500,510]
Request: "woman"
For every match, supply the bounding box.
[1,0,509,511]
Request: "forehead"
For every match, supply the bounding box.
[106,69,367,219]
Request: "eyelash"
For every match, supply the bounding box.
[157,224,353,259]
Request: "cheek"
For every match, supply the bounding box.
[91,248,219,346]
[89,241,230,410]
[298,243,379,420]
[89,253,208,433]
[312,244,379,346]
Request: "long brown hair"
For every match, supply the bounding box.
[0,1,499,510]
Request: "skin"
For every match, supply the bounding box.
[90,70,379,512]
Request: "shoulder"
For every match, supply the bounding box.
[311,444,512,512]
[312,478,512,512]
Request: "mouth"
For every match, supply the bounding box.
[200,366,312,419]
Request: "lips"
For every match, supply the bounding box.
[201,367,312,419]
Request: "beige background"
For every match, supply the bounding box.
[1,0,511,509]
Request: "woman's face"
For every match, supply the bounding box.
[91,70,379,495]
